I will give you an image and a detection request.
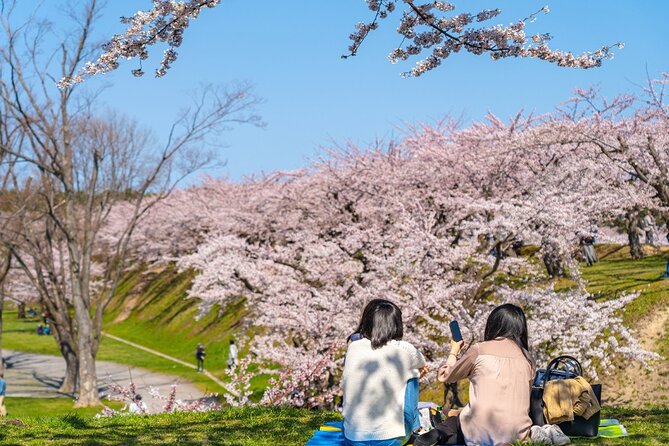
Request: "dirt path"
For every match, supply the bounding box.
[2,349,205,412]
[604,305,669,407]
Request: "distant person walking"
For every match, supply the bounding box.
[227,339,239,370]
[0,373,7,417]
[195,343,206,372]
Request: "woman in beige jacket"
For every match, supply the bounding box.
[414,304,534,446]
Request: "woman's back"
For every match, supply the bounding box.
[343,338,424,442]
[439,338,533,446]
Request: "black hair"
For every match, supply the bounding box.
[484,303,532,362]
[353,299,403,349]
[230,339,235,345]
[134,394,142,401]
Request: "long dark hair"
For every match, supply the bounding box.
[484,303,531,361]
[352,299,403,349]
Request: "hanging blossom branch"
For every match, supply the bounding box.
[61,0,622,86]
[346,1,624,77]
[59,0,221,88]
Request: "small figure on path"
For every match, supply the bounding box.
[579,234,598,266]
[195,343,206,372]
[128,394,147,414]
[0,372,7,417]
[227,339,238,370]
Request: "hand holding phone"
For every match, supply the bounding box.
[449,320,463,342]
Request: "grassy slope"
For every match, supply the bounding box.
[0,407,666,445]
[3,246,668,398]
[580,245,669,356]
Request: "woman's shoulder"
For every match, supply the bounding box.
[476,338,527,359]
[387,339,420,354]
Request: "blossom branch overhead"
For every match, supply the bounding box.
[60,0,622,87]
[347,1,624,77]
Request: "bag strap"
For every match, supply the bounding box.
[542,355,582,386]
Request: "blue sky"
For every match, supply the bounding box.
[15,1,669,180]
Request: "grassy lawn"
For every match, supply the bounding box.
[0,406,666,445]
[2,397,123,420]
[1,264,268,397]
[0,406,338,446]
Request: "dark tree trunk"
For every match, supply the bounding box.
[59,344,78,394]
[17,302,26,319]
[543,253,566,278]
[626,213,644,260]
[443,382,464,409]
[51,321,78,394]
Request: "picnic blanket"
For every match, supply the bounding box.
[305,419,628,445]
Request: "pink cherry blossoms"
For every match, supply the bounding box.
[61,1,621,86]
[346,1,621,76]
[100,96,666,407]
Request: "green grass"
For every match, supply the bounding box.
[571,407,669,446]
[0,406,339,446]
[0,406,666,445]
[2,398,123,419]
[2,263,267,396]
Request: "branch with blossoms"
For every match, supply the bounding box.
[97,380,220,417]
[223,357,255,408]
[348,1,623,77]
[61,0,622,86]
[59,0,221,87]
[259,343,342,409]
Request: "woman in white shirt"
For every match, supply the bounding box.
[342,299,426,446]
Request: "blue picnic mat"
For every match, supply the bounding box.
[305,422,345,446]
[305,419,628,445]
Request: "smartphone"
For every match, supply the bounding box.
[449,320,463,342]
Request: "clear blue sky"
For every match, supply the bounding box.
[15,1,669,180]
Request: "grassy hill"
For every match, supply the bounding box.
[3,244,668,405]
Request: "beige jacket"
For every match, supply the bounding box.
[542,376,601,424]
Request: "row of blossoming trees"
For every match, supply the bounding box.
[100,78,668,408]
[0,0,662,409]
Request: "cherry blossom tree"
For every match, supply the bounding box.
[111,111,654,408]
[60,1,621,86]
[556,75,669,258]
[0,0,263,406]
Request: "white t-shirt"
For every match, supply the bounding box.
[229,344,238,361]
[128,401,147,414]
[342,338,425,441]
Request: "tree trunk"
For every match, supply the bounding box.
[17,302,26,319]
[58,341,78,394]
[0,288,4,373]
[627,214,644,260]
[73,304,99,407]
[443,382,464,409]
[543,253,566,278]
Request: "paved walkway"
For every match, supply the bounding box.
[2,349,206,412]
[101,332,228,391]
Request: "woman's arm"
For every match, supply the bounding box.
[437,342,478,383]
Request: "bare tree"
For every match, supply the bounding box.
[0,0,263,405]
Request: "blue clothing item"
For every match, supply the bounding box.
[404,378,420,435]
[0,378,6,396]
[343,378,419,446]
[343,437,404,446]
